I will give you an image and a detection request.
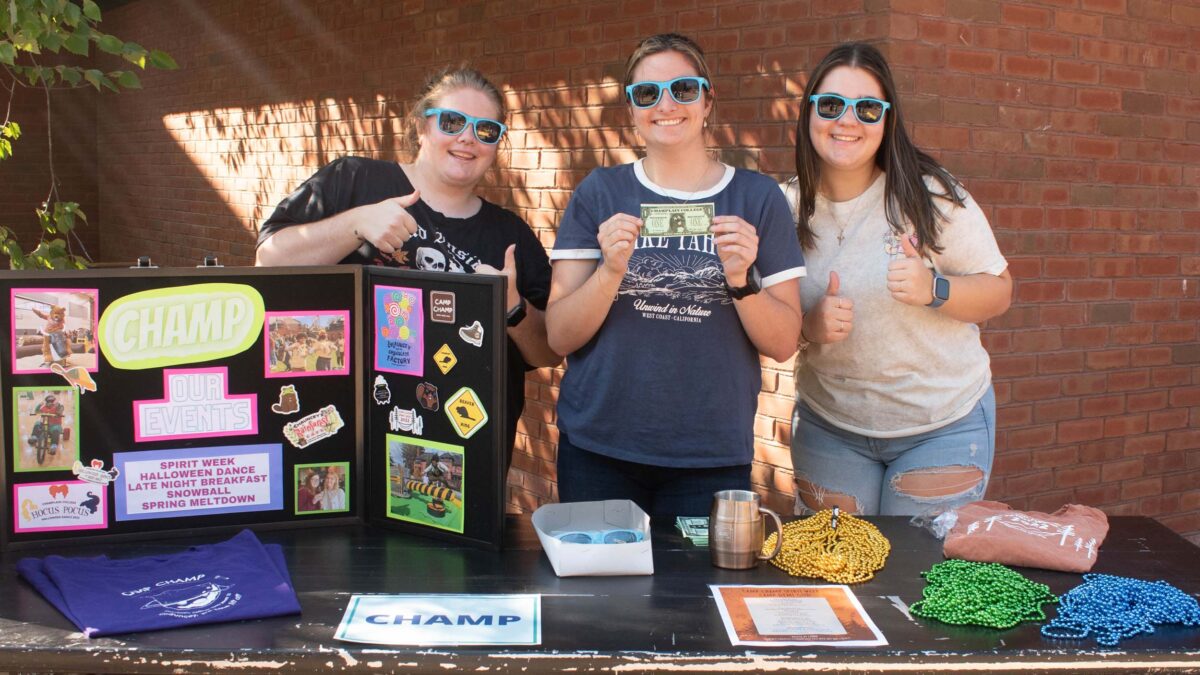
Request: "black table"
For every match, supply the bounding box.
[1,516,1198,673]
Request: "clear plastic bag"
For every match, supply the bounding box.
[909,506,959,540]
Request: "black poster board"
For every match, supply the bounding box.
[362,267,507,551]
[0,267,361,548]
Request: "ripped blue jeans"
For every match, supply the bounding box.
[790,386,995,516]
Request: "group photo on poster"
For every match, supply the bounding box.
[386,434,464,533]
[10,289,99,374]
[295,462,350,514]
[264,311,349,376]
[11,387,79,472]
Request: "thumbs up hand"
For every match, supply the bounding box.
[353,191,422,257]
[474,244,521,312]
[805,271,854,344]
[886,233,934,306]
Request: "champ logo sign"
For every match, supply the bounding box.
[336,594,541,646]
[98,284,265,370]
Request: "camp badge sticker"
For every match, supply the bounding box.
[14,480,107,533]
[429,290,456,324]
[373,375,392,405]
[97,283,264,370]
[375,286,424,376]
[444,387,488,440]
[283,405,345,448]
[389,407,424,436]
[458,321,483,348]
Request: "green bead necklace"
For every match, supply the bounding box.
[909,559,1057,629]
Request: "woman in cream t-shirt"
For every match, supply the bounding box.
[787,42,1012,516]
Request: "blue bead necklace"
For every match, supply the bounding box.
[1041,573,1200,647]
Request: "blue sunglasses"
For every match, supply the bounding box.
[809,94,891,124]
[625,76,711,109]
[424,107,507,144]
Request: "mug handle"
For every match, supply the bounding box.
[757,507,784,561]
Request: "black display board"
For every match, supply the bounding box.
[362,267,507,551]
[0,267,362,548]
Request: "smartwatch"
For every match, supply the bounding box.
[506,297,527,327]
[725,265,762,301]
[927,272,950,308]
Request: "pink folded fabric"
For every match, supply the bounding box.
[943,500,1108,573]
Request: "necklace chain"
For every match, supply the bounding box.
[645,158,717,205]
[763,508,891,583]
[1041,573,1200,646]
[909,559,1057,629]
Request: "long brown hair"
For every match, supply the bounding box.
[793,42,963,254]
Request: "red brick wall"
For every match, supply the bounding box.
[0,82,100,262]
[15,0,1197,541]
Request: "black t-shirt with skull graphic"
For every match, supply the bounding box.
[258,156,552,456]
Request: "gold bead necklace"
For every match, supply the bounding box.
[762,508,891,583]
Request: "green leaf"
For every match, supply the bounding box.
[56,64,81,85]
[63,30,88,55]
[82,67,102,90]
[121,40,146,68]
[0,42,14,65]
[4,121,21,139]
[148,48,177,70]
[40,30,63,52]
[99,71,117,91]
[63,0,80,25]
[81,0,100,22]
[114,69,139,88]
[96,32,122,54]
[54,207,75,233]
[0,138,11,160]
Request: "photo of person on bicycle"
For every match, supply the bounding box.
[14,389,76,471]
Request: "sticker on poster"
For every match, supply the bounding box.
[416,382,439,412]
[10,288,100,375]
[459,320,483,348]
[98,283,264,370]
[113,443,283,521]
[386,434,465,534]
[51,362,98,394]
[295,462,350,515]
[389,406,424,435]
[264,310,350,378]
[430,290,456,324]
[12,386,79,473]
[73,459,120,486]
[133,367,257,443]
[375,285,424,376]
[283,405,345,448]
[445,387,489,439]
[434,343,457,375]
[14,481,107,533]
[271,385,300,415]
[373,375,392,405]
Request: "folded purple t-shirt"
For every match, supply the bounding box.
[18,529,300,637]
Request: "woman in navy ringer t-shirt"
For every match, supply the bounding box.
[545,33,806,517]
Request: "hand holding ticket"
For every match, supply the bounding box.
[639,203,715,237]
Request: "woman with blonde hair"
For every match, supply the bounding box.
[257,66,559,455]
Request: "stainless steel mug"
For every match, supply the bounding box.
[710,489,784,569]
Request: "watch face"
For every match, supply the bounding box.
[934,276,951,300]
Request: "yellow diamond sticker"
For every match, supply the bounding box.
[434,343,457,375]
[445,386,488,439]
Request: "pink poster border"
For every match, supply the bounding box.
[132,366,259,443]
[262,310,351,378]
[13,480,109,533]
[10,288,101,375]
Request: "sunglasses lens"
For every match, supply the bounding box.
[602,530,642,544]
[630,83,662,108]
[815,95,846,120]
[856,100,885,123]
[670,78,702,103]
[437,110,467,135]
[475,120,503,144]
[556,532,593,544]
